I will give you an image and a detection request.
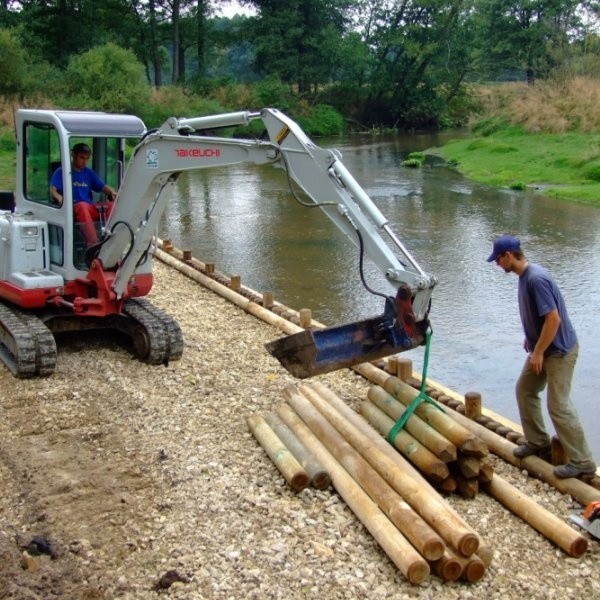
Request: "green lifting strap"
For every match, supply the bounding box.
[387,329,443,446]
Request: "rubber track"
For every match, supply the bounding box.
[122,298,183,365]
[0,301,57,378]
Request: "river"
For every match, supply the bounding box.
[159,131,600,461]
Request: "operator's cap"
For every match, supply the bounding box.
[486,235,521,262]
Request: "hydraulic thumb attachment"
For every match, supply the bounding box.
[266,286,427,378]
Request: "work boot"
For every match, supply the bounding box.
[513,442,551,459]
[553,463,597,479]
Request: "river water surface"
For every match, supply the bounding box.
[159,132,600,460]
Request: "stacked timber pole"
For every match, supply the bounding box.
[277,384,489,583]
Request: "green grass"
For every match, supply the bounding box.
[437,128,600,206]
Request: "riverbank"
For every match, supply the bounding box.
[0,258,598,599]
[436,126,600,206]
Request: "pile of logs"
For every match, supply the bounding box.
[362,382,491,499]
[248,382,493,584]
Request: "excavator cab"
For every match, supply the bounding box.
[17,111,144,275]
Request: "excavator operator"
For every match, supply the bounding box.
[50,143,117,245]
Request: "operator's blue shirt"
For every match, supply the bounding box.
[50,166,105,205]
[518,263,577,355]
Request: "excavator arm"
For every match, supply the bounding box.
[98,108,436,377]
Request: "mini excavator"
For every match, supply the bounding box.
[0,108,436,378]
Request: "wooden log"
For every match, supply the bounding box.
[482,474,588,558]
[396,358,413,382]
[476,541,493,568]
[299,308,312,329]
[264,412,331,490]
[359,400,449,482]
[551,436,567,466]
[262,291,274,309]
[367,386,457,462]
[428,399,600,507]
[229,274,241,292]
[454,473,479,499]
[450,548,486,583]
[434,476,457,495]
[282,389,445,562]
[353,365,487,458]
[456,454,481,479]
[478,462,494,484]
[464,392,482,420]
[430,550,462,582]
[387,355,399,375]
[276,402,431,583]
[301,382,480,557]
[247,414,309,492]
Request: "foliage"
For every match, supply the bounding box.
[0,28,28,97]
[401,158,422,168]
[295,104,345,136]
[245,0,351,95]
[63,43,151,114]
[471,0,583,82]
[142,86,228,128]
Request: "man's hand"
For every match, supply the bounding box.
[529,350,544,375]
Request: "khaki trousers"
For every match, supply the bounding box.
[515,343,595,469]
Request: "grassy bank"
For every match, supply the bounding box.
[436,78,600,207]
[438,127,600,206]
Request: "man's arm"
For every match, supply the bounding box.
[102,184,117,201]
[530,308,561,374]
[50,185,63,205]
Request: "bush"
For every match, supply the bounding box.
[296,104,345,137]
[255,76,294,112]
[401,158,422,168]
[584,163,600,182]
[64,43,151,114]
[142,86,229,128]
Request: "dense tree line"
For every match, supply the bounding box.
[1,0,599,129]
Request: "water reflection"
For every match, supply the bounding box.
[159,131,600,459]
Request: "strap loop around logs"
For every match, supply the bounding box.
[387,329,443,445]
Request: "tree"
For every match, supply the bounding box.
[64,42,152,114]
[242,0,351,95]
[473,0,584,82]
[0,27,28,96]
[355,0,477,127]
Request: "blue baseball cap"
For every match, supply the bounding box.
[486,235,521,262]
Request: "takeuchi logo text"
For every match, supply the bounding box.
[175,148,221,158]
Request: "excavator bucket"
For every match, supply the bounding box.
[266,290,427,378]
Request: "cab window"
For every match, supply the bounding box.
[24,122,61,206]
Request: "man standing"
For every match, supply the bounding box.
[50,143,117,244]
[487,235,596,479]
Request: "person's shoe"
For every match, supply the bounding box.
[513,442,551,459]
[553,463,597,479]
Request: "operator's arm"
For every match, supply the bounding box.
[102,184,117,201]
[529,308,561,374]
[50,185,63,206]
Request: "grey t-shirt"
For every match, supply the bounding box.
[518,263,577,355]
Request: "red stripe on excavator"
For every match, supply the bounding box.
[0,273,154,311]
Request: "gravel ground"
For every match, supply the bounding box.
[0,259,598,599]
